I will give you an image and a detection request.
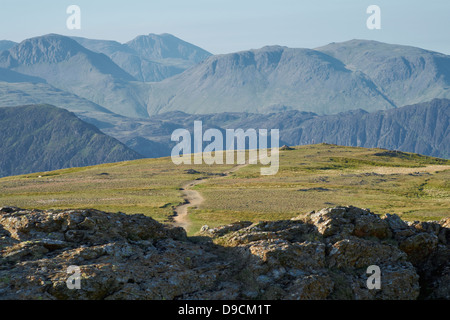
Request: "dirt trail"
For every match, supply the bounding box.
[172,162,250,231]
[172,161,450,231]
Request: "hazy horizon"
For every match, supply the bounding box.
[0,0,449,55]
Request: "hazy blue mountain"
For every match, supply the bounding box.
[70,37,134,57]
[0,34,132,80]
[0,82,113,114]
[78,111,183,157]
[0,105,143,178]
[317,40,450,107]
[0,40,17,51]
[145,45,396,115]
[291,98,450,159]
[0,68,46,83]
[2,36,450,122]
[124,136,172,159]
[142,40,450,116]
[73,36,186,82]
[0,34,149,118]
[72,33,212,82]
[79,99,449,159]
[126,33,211,64]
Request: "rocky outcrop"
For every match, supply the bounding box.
[0,206,448,300]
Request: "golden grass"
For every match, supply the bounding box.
[0,156,234,222]
[0,144,449,236]
[190,145,450,233]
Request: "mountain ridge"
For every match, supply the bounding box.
[0,34,149,118]
[77,99,449,159]
[0,104,143,178]
[72,33,212,82]
[0,35,449,161]
[317,39,450,107]
[2,35,450,118]
[145,44,397,115]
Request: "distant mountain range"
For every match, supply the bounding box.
[317,40,450,108]
[146,44,395,115]
[78,98,449,160]
[72,33,212,82]
[1,100,446,178]
[0,34,150,118]
[146,40,450,115]
[0,82,112,114]
[0,105,142,178]
[0,34,212,118]
[1,34,450,118]
[0,34,449,177]
[286,98,450,159]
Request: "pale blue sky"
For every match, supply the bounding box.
[0,0,449,54]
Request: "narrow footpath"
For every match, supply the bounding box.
[173,162,249,231]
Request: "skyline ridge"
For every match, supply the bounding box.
[3,33,450,57]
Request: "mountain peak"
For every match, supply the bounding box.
[255,45,288,52]
[5,34,87,65]
[146,33,176,38]
[0,40,17,52]
[126,33,211,62]
[317,38,443,56]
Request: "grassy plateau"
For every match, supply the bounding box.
[0,144,449,235]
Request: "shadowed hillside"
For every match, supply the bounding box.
[0,104,142,177]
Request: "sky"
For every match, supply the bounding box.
[0,0,449,55]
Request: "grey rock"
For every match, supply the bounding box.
[0,206,448,300]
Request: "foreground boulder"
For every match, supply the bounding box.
[0,206,448,300]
